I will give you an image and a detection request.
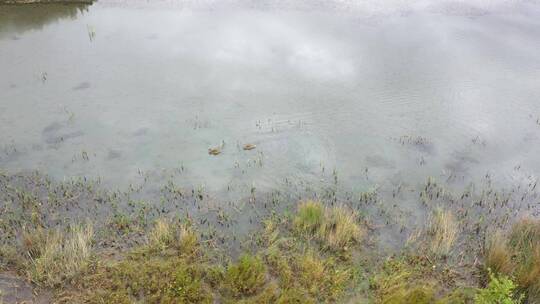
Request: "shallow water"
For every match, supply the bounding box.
[1,1,540,200]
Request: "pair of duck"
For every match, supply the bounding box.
[208,142,256,155]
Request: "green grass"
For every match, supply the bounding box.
[371,256,436,303]
[475,270,523,304]
[45,213,347,303]
[381,285,436,304]
[83,254,213,304]
[224,254,267,297]
[294,200,324,234]
[293,201,365,253]
[371,255,478,304]
[484,218,540,302]
[3,195,535,304]
[77,221,212,304]
[73,208,358,303]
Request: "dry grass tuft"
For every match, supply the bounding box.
[319,206,364,251]
[518,247,540,300]
[147,218,198,255]
[294,201,365,251]
[23,224,93,287]
[508,218,540,259]
[148,218,174,249]
[484,231,514,276]
[372,256,439,304]
[426,209,458,257]
[509,219,540,301]
[297,250,350,300]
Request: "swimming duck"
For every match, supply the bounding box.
[208,140,225,155]
[208,147,221,155]
[243,143,256,151]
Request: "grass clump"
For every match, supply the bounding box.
[70,213,356,303]
[297,251,326,293]
[319,206,364,251]
[276,288,315,304]
[80,220,212,304]
[508,219,540,299]
[427,209,458,257]
[381,285,436,304]
[265,247,351,302]
[484,219,540,302]
[294,200,324,234]
[84,255,213,303]
[371,256,437,303]
[224,254,267,297]
[148,218,175,249]
[0,245,21,270]
[293,201,365,252]
[437,288,477,304]
[234,283,280,304]
[22,224,93,287]
[234,284,316,304]
[484,232,514,275]
[146,218,198,255]
[296,250,350,299]
[371,255,476,304]
[264,213,354,302]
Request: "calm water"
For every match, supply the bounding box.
[1,1,540,197]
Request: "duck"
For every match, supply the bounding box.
[208,147,221,155]
[243,143,256,151]
[208,140,226,155]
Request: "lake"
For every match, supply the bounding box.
[1,0,540,217]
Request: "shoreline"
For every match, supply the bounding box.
[0,170,538,303]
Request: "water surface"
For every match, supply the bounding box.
[1,1,540,199]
